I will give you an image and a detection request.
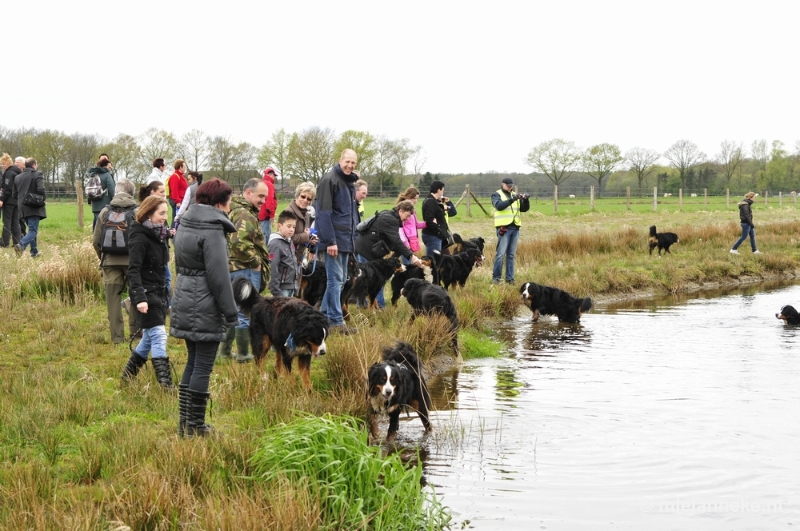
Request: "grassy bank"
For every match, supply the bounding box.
[2,200,799,529]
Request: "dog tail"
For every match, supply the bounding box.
[649,225,657,237]
[231,276,260,315]
[580,297,593,313]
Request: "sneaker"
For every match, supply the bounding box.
[13,244,23,257]
[121,298,131,316]
[729,249,739,255]
[753,250,762,254]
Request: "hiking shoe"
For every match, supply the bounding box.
[13,244,23,257]
[121,298,132,315]
[729,249,740,255]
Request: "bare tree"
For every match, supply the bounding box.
[750,139,768,181]
[62,133,100,187]
[626,147,660,191]
[100,133,142,182]
[208,135,238,181]
[288,126,335,186]
[257,128,295,188]
[582,143,624,192]
[412,145,426,181]
[333,130,377,178]
[664,139,706,189]
[716,140,744,188]
[138,128,179,177]
[374,136,413,195]
[37,129,68,183]
[525,138,581,186]
[178,129,210,172]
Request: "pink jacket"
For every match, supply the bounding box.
[400,211,426,253]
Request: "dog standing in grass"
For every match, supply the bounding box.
[649,225,679,256]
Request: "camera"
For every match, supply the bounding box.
[514,193,529,200]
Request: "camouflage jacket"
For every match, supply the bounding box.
[227,195,270,273]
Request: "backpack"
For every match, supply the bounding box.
[100,205,136,255]
[356,210,384,234]
[86,173,105,202]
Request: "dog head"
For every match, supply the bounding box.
[367,360,406,412]
[520,282,539,308]
[401,278,428,300]
[777,305,800,325]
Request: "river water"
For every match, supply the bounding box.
[407,281,800,530]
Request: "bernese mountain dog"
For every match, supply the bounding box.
[347,256,406,311]
[299,254,361,315]
[233,277,329,389]
[434,247,483,290]
[452,233,486,256]
[520,281,593,323]
[390,256,437,306]
[776,305,800,325]
[401,278,459,353]
[649,225,679,256]
[367,341,432,442]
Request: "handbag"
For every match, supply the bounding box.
[442,228,455,249]
[23,192,46,208]
[371,239,390,258]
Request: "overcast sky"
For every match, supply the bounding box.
[4,1,797,174]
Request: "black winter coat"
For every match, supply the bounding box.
[169,204,239,342]
[0,165,21,204]
[128,222,169,329]
[355,209,413,261]
[738,198,754,226]
[12,168,47,219]
[421,195,449,240]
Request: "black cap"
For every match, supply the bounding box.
[501,177,514,185]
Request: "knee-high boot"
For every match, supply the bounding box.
[235,327,253,363]
[216,327,235,360]
[121,352,147,382]
[151,357,175,390]
[178,383,190,437]
[186,389,213,437]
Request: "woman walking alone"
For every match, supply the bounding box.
[730,192,761,255]
[122,195,173,389]
[170,178,238,437]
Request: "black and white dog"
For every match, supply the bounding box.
[776,305,800,325]
[520,281,593,323]
[649,225,679,256]
[367,341,432,442]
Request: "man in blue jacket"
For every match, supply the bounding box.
[315,149,359,334]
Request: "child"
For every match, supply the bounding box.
[268,210,299,297]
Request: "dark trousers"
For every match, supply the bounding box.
[180,339,218,393]
[1,202,21,246]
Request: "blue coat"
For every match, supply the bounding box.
[314,163,358,253]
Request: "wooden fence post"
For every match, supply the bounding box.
[653,186,657,211]
[590,185,594,210]
[626,186,630,211]
[554,185,559,213]
[75,181,84,229]
[679,188,683,210]
[704,188,707,209]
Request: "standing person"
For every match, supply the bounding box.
[355,178,367,221]
[396,186,426,264]
[268,210,299,297]
[88,158,116,230]
[174,171,203,227]
[220,178,270,363]
[93,179,138,344]
[315,149,360,334]
[491,177,530,285]
[421,180,450,257]
[170,178,238,437]
[12,158,46,259]
[138,181,166,202]
[258,166,279,236]
[730,191,761,255]
[121,195,173,389]
[146,158,169,185]
[167,160,188,224]
[286,181,318,265]
[0,153,22,247]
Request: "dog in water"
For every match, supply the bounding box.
[776,305,800,325]
[520,281,593,323]
[649,225,679,256]
[367,341,432,442]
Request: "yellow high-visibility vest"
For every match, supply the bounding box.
[493,189,521,227]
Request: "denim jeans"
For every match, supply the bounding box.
[321,252,349,326]
[19,216,40,256]
[732,223,757,251]
[356,254,384,308]
[260,220,272,238]
[422,233,442,258]
[180,339,218,393]
[230,268,261,328]
[165,265,172,307]
[133,325,168,360]
[492,226,520,283]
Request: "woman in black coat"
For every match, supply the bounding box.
[122,195,173,389]
[170,178,238,437]
[355,201,423,263]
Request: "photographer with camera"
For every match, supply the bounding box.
[491,177,530,285]
[421,180,456,257]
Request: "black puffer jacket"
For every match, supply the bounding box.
[355,209,413,261]
[128,222,169,329]
[0,165,21,204]
[738,198,754,226]
[170,204,238,342]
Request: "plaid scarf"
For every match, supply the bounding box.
[142,219,167,240]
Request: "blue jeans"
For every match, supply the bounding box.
[260,220,272,238]
[356,254,385,308]
[492,226,520,283]
[230,268,261,328]
[133,325,168,360]
[422,233,442,257]
[732,223,757,251]
[165,265,172,307]
[321,252,349,326]
[19,216,40,256]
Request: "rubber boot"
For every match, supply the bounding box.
[186,389,213,437]
[235,327,253,364]
[216,327,235,360]
[178,383,190,437]
[121,352,147,382]
[151,357,176,390]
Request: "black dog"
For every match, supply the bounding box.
[299,258,327,307]
[401,278,459,352]
[520,281,593,323]
[367,341,432,442]
[390,256,437,306]
[233,277,329,388]
[452,233,486,256]
[776,305,800,325]
[434,247,483,290]
[348,256,406,310]
[649,225,679,256]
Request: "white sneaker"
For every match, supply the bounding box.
[753,250,762,254]
[729,249,740,254]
